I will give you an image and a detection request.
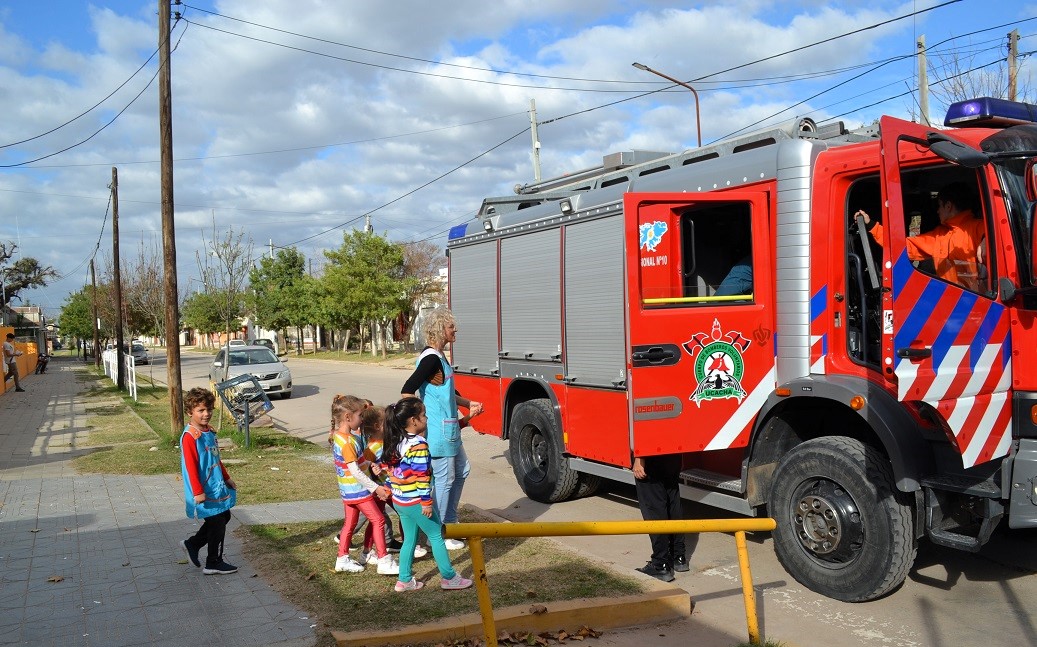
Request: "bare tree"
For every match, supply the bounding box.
[125,240,165,341]
[928,38,1034,113]
[196,220,254,380]
[400,241,446,350]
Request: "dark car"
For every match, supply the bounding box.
[248,338,277,354]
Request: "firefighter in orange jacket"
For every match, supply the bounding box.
[857,182,986,291]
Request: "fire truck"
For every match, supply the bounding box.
[445,97,1037,602]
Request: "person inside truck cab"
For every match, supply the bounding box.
[856,181,986,291]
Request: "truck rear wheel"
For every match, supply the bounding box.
[509,399,578,503]
[769,436,916,602]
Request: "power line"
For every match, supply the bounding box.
[278,127,531,248]
[0,46,161,150]
[0,19,188,169]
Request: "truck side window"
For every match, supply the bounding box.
[680,202,753,302]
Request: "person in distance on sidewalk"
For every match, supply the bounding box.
[179,387,238,575]
[633,454,689,583]
[3,333,25,392]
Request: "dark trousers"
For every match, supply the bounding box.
[186,510,230,567]
[634,454,686,568]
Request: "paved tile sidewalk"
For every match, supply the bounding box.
[0,358,340,647]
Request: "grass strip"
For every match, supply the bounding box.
[239,506,643,646]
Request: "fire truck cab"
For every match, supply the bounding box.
[446,98,1037,602]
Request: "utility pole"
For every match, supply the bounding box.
[112,167,125,388]
[268,238,274,260]
[159,0,184,433]
[529,99,542,182]
[90,259,100,367]
[917,36,930,126]
[1008,29,1019,101]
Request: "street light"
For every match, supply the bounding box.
[0,268,7,327]
[632,62,702,148]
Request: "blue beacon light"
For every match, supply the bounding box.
[944,97,1037,127]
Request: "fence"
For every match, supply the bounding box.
[101,349,137,401]
[445,517,777,647]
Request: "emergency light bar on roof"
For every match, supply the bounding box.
[945,97,1037,127]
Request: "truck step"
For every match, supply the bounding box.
[920,473,1001,498]
[681,469,742,494]
[923,485,1003,553]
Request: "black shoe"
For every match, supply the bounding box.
[673,554,690,572]
[636,562,675,583]
[181,539,200,567]
[386,539,403,553]
[203,560,238,575]
[15,388,25,392]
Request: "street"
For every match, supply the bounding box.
[153,349,1037,647]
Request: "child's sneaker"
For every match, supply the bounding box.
[440,574,473,590]
[361,549,379,565]
[413,544,428,558]
[376,554,400,575]
[394,577,424,592]
[334,555,364,573]
[443,538,466,551]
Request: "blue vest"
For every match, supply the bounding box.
[181,426,236,519]
[416,348,460,457]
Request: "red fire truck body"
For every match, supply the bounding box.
[445,99,1037,601]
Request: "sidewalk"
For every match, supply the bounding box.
[0,357,330,647]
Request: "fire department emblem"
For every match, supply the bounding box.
[639,221,668,252]
[682,319,750,406]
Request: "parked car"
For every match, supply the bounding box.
[227,339,247,347]
[209,345,292,399]
[248,338,277,354]
[130,342,149,365]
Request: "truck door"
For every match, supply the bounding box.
[877,116,1012,467]
[623,191,775,456]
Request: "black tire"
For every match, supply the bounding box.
[769,436,916,602]
[509,399,578,503]
[281,391,292,400]
[574,473,603,499]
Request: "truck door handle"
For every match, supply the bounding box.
[896,347,932,359]
[632,347,676,363]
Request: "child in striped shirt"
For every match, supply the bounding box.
[330,394,399,576]
[382,396,472,592]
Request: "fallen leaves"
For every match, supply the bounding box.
[47,575,64,583]
[492,626,601,645]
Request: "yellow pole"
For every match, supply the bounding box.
[468,537,498,647]
[445,518,776,539]
[735,530,761,645]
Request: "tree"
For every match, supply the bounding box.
[197,222,254,376]
[58,289,93,357]
[181,291,229,342]
[1,241,58,308]
[928,36,1034,113]
[123,240,165,340]
[400,241,446,350]
[322,230,411,357]
[249,247,307,339]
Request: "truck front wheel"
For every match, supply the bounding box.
[509,399,578,503]
[768,436,916,602]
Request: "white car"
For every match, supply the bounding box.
[210,345,292,399]
[227,339,247,347]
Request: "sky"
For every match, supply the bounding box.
[1,0,1035,321]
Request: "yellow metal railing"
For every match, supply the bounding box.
[445,517,777,647]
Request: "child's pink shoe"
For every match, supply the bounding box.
[394,577,424,592]
[440,574,473,590]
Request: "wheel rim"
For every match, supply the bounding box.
[789,477,865,566]
[519,425,549,483]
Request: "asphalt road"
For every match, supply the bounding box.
[146,349,1037,647]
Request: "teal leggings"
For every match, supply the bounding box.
[396,503,456,583]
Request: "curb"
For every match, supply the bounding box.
[332,588,692,647]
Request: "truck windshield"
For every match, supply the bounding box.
[994,157,1037,287]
